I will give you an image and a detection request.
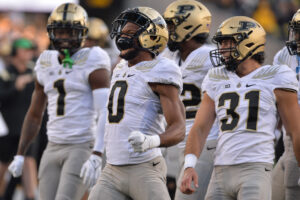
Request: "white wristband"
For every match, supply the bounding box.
[15,155,24,162]
[183,154,197,170]
[150,135,161,148]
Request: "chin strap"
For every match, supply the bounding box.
[62,49,74,69]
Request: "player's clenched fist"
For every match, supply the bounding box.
[128,131,160,152]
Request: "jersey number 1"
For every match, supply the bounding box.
[54,79,66,116]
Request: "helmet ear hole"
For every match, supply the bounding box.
[184,25,192,30]
[246,43,254,48]
[150,36,158,40]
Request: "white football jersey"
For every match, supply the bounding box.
[35,47,111,144]
[202,65,298,165]
[105,56,182,165]
[161,45,219,149]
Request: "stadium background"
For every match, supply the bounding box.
[0,0,297,64]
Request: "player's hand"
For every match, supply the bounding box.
[180,167,198,194]
[15,74,33,91]
[80,154,102,188]
[8,155,24,177]
[128,131,160,152]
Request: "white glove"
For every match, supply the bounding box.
[128,131,160,152]
[8,155,24,177]
[80,154,102,188]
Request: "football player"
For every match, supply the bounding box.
[181,16,300,199]
[272,9,300,200]
[8,3,111,200]
[163,1,219,199]
[88,7,185,200]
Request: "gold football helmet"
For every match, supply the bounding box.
[210,16,266,71]
[163,0,211,51]
[47,3,88,54]
[286,9,300,55]
[87,17,109,47]
[110,7,168,56]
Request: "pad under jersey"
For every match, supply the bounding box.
[35,47,111,144]
[202,65,298,165]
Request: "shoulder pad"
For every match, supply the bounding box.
[252,65,280,80]
[73,48,91,66]
[274,47,290,66]
[135,59,160,72]
[114,59,127,71]
[208,67,229,81]
[38,50,57,68]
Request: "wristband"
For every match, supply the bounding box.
[183,154,197,170]
[150,135,161,148]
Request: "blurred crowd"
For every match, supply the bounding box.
[209,0,299,39]
[0,0,297,62]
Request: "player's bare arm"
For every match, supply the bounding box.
[275,88,300,166]
[89,68,110,90]
[180,93,216,194]
[17,80,47,155]
[149,83,185,147]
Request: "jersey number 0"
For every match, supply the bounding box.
[108,81,128,123]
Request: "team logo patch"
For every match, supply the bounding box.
[237,21,256,32]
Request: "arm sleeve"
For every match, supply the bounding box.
[92,88,110,153]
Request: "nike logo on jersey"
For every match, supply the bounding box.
[207,146,216,151]
[182,75,188,79]
[127,74,135,77]
[152,162,160,167]
[246,84,255,87]
[65,71,72,74]
[265,168,271,172]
